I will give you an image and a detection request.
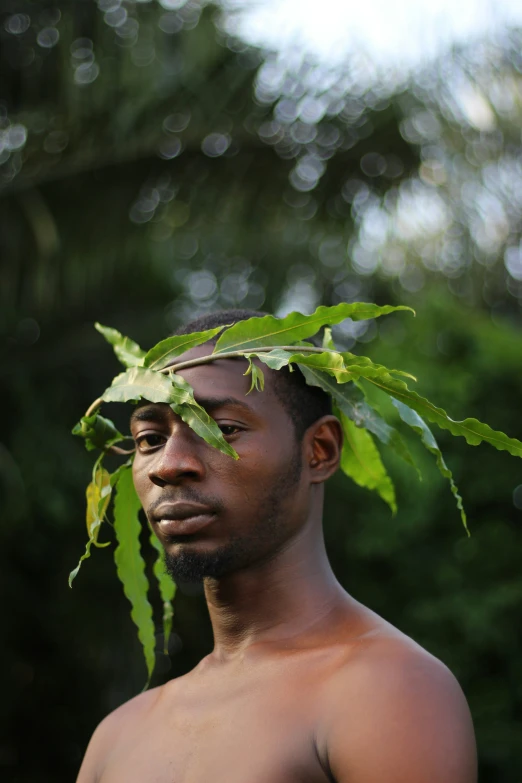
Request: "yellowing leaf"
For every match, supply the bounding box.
[86,466,111,544]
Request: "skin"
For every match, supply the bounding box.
[77,346,477,783]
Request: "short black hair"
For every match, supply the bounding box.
[172,309,332,440]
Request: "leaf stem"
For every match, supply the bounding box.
[161,345,334,374]
[85,397,103,417]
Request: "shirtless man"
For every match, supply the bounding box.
[77,309,477,783]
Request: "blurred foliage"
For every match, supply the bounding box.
[1,1,521,781]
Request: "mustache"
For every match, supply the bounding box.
[146,488,225,519]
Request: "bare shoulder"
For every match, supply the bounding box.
[76,685,164,782]
[319,616,477,783]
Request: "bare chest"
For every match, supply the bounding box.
[99,666,331,783]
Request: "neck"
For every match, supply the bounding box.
[203,499,345,660]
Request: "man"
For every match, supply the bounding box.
[77,309,477,783]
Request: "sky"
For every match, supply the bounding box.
[222,0,522,68]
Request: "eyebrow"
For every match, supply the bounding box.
[130,396,254,425]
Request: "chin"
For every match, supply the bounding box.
[164,541,247,583]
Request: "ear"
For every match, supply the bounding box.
[304,415,342,484]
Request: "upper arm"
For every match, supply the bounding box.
[324,649,477,783]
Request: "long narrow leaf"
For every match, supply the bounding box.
[361,372,522,458]
[338,410,397,513]
[213,303,414,353]
[95,323,146,368]
[143,326,225,370]
[150,533,176,655]
[173,402,239,459]
[392,399,468,534]
[300,366,419,475]
[169,374,239,459]
[113,466,156,685]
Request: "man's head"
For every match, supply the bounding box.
[131,309,342,583]
[172,309,333,440]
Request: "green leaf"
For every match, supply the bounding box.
[213,302,414,353]
[143,326,225,370]
[113,466,155,685]
[338,411,397,513]
[391,400,468,534]
[173,401,239,459]
[101,367,238,459]
[361,372,522,458]
[150,533,176,655]
[339,352,417,382]
[169,374,239,459]
[101,366,178,405]
[95,323,146,368]
[72,413,124,452]
[255,348,351,381]
[299,366,419,475]
[252,348,295,370]
[243,358,265,393]
[254,347,415,385]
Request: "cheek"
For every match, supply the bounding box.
[131,459,149,500]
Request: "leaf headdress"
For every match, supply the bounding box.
[71,302,522,683]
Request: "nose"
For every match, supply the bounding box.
[148,423,206,488]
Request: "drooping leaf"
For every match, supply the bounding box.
[299,366,419,475]
[169,374,239,459]
[72,413,124,451]
[143,326,225,370]
[101,366,178,405]
[213,302,414,353]
[243,357,265,393]
[173,402,239,459]
[95,323,146,368]
[391,399,468,534]
[338,410,397,513]
[86,466,112,544]
[69,456,113,586]
[113,466,156,685]
[150,533,176,655]
[68,535,97,587]
[361,372,522,458]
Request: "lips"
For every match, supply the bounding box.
[150,502,216,536]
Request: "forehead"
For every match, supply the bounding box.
[166,343,287,421]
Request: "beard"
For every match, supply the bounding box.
[163,452,302,584]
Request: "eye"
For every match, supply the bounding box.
[135,433,166,453]
[218,424,242,437]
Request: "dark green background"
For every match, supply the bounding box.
[1,2,521,780]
